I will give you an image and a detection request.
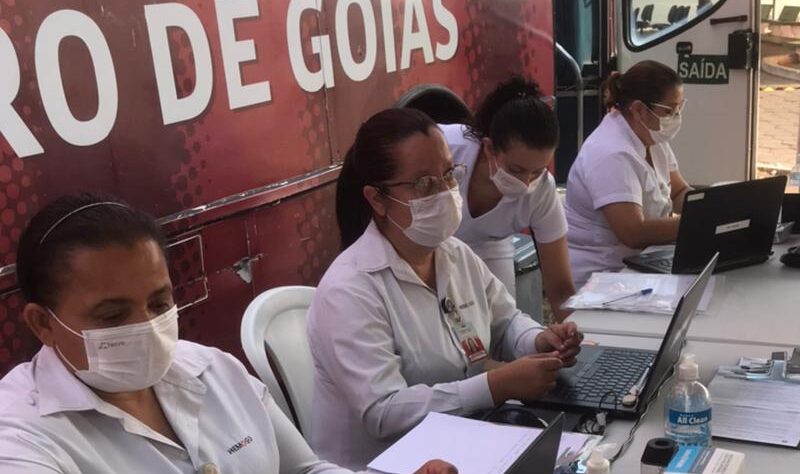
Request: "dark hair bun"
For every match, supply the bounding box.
[467,76,558,151]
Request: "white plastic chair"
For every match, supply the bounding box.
[240,286,316,437]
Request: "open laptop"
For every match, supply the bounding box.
[534,253,718,420]
[623,176,785,274]
[507,413,565,474]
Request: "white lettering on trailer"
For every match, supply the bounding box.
[0,0,459,157]
[400,0,434,70]
[35,10,118,147]
[0,30,44,158]
[380,0,397,72]
[336,0,378,82]
[432,0,457,61]
[679,57,728,82]
[287,0,336,92]
[145,3,214,125]
[216,0,273,109]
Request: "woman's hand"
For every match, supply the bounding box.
[487,353,563,404]
[534,322,584,367]
[414,459,458,474]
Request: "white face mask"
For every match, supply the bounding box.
[386,187,463,247]
[49,305,179,393]
[489,158,544,197]
[641,103,683,144]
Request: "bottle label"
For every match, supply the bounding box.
[668,408,711,426]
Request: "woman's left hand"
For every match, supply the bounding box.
[534,322,584,367]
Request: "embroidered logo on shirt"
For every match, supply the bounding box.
[458,301,475,310]
[227,436,254,455]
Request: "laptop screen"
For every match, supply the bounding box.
[507,413,565,474]
[674,177,785,272]
[637,253,719,405]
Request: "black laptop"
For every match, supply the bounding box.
[534,253,718,419]
[623,176,785,274]
[507,413,565,474]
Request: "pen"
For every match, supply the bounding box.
[601,288,653,306]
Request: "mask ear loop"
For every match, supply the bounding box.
[635,101,662,134]
[373,187,412,233]
[46,308,84,338]
[46,308,86,373]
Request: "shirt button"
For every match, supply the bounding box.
[26,393,37,406]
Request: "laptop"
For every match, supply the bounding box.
[534,253,718,419]
[623,176,785,274]
[507,413,565,474]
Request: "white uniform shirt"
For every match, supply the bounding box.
[439,124,568,294]
[565,111,677,286]
[307,221,544,469]
[0,341,350,474]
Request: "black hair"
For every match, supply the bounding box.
[466,76,559,152]
[15,193,167,306]
[603,60,682,111]
[336,108,437,249]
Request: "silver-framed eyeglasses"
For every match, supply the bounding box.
[379,164,467,198]
[650,99,687,118]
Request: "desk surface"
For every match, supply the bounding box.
[569,239,800,347]
[583,334,798,472]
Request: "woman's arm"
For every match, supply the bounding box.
[669,170,692,214]
[266,393,352,474]
[265,393,457,474]
[534,236,575,322]
[601,202,680,249]
[307,285,495,441]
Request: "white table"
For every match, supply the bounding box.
[569,239,800,347]
[582,333,799,472]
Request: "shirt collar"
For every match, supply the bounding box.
[610,110,647,160]
[353,220,458,283]
[34,342,211,417]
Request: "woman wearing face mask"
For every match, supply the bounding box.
[0,194,455,474]
[565,60,692,287]
[306,108,584,469]
[440,77,575,322]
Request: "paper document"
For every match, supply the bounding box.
[709,376,800,413]
[367,412,600,474]
[563,273,717,314]
[713,404,800,447]
[709,374,800,447]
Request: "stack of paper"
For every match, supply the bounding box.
[367,412,600,474]
[563,273,717,314]
[709,375,800,447]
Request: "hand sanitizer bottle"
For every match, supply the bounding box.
[789,154,800,192]
[664,354,712,446]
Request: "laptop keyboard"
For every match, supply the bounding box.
[646,256,674,272]
[557,349,656,405]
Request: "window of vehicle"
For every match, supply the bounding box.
[626,0,724,49]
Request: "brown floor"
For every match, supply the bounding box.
[757,68,800,177]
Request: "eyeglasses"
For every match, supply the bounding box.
[650,99,687,118]
[379,164,467,198]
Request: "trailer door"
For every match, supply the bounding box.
[615,0,759,185]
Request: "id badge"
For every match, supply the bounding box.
[451,318,488,364]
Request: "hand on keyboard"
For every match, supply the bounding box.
[487,352,563,404]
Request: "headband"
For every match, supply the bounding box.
[39,202,130,245]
